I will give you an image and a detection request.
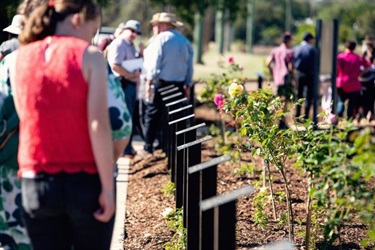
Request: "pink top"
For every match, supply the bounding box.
[336,51,370,92]
[270,44,293,86]
[15,36,97,176]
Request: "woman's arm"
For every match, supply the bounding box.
[83,46,115,222]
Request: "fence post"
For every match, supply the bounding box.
[167,105,194,171]
[187,155,231,250]
[168,114,195,185]
[200,185,254,250]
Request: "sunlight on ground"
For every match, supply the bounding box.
[194,43,269,81]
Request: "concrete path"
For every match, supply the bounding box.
[110,136,144,250]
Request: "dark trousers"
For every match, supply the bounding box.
[361,80,375,118]
[143,81,184,153]
[295,71,314,119]
[121,79,137,155]
[337,88,360,119]
[22,172,115,250]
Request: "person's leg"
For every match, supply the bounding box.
[22,173,73,250]
[122,84,137,156]
[362,81,375,118]
[305,76,314,119]
[347,91,360,119]
[67,173,115,250]
[337,88,346,117]
[143,97,163,153]
[295,73,304,118]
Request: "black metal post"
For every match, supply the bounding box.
[331,19,339,114]
[177,136,212,225]
[168,114,195,184]
[313,19,322,126]
[200,185,254,250]
[187,155,231,250]
[167,105,193,171]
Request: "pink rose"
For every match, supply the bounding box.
[214,94,225,109]
[228,56,234,64]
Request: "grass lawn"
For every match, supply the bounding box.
[193,43,269,82]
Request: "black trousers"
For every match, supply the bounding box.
[295,71,314,119]
[360,80,375,118]
[22,172,115,250]
[143,80,185,153]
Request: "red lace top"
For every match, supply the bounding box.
[15,36,97,176]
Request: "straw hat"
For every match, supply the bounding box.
[3,14,23,35]
[149,13,160,25]
[157,12,183,27]
[363,35,374,44]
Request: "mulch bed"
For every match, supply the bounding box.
[123,104,374,250]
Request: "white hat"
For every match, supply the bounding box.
[3,14,23,35]
[122,20,142,35]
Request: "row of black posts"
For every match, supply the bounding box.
[157,84,254,250]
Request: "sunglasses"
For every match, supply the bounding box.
[128,28,140,35]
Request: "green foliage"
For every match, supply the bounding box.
[316,0,375,43]
[163,208,186,250]
[220,73,375,244]
[294,23,315,44]
[252,188,270,228]
[233,163,256,176]
[161,181,175,197]
[296,122,375,246]
[198,57,245,106]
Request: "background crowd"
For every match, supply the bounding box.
[0,0,192,249]
[0,0,374,249]
[266,31,375,124]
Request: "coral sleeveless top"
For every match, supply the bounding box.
[15,36,97,176]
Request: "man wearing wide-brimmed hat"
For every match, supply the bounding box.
[362,35,374,64]
[139,12,193,157]
[0,14,23,61]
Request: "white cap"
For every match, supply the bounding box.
[3,15,24,35]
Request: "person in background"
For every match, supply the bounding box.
[293,32,316,120]
[97,22,126,55]
[266,32,294,128]
[107,19,144,159]
[362,35,375,64]
[359,35,375,120]
[336,40,370,119]
[140,12,193,158]
[0,1,50,249]
[137,13,161,143]
[0,15,23,62]
[8,0,115,249]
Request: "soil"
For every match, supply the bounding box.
[123,103,374,250]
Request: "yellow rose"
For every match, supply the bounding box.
[229,83,244,98]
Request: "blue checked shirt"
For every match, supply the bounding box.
[144,29,193,86]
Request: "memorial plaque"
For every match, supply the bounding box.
[186,154,231,250]
[200,185,254,250]
[158,84,175,92]
[168,114,195,125]
[200,185,254,211]
[167,113,195,197]
[160,87,179,96]
[165,97,188,108]
[169,104,192,116]
[162,92,183,102]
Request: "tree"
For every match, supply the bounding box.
[316,0,375,43]
[0,0,21,43]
